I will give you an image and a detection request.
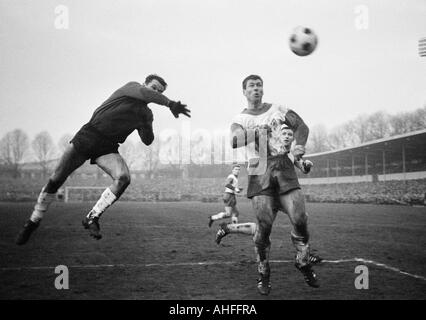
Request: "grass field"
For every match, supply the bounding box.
[0,199,425,300]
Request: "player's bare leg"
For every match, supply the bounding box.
[215,221,257,244]
[82,153,130,240]
[231,206,239,224]
[280,189,319,288]
[16,144,87,245]
[209,206,232,227]
[251,195,277,295]
[215,206,256,243]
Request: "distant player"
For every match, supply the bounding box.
[208,164,245,226]
[215,128,315,246]
[16,75,190,244]
[230,74,320,295]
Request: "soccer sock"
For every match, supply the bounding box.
[211,211,230,221]
[87,188,117,219]
[254,226,271,276]
[291,231,310,267]
[227,222,257,236]
[255,244,271,276]
[30,188,56,223]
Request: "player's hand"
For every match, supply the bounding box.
[302,160,313,174]
[293,145,305,160]
[168,101,191,118]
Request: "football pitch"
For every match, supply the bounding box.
[0,200,425,300]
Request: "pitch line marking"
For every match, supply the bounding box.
[1,258,425,282]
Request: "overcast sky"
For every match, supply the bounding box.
[1,0,425,146]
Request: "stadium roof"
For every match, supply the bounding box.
[306,129,426,161]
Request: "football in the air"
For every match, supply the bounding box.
[289,26,318,56]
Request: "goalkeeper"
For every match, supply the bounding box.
[16,75,190,244]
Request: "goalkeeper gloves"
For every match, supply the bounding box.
[168,101,191,118]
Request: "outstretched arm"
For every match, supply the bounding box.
[120,82,170,106]
[120,82,191,118]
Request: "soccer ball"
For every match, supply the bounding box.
[289,26,318,56]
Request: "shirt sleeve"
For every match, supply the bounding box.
[140,106,154,127]
[225,176,235,190]
[231,114,245,128]
[118,82,170,106]
[284,109,309,146]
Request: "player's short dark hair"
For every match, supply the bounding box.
[145,74,168,89]
[232,163,241,169]
[242,75,263,89]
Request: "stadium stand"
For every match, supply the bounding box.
[299,129,426,183]
[1,130,425,205]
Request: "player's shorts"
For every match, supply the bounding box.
[223,192,237,207]
[70,123,119,164]
[247,155,300,199]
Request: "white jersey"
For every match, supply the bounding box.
[232,103,291,161]
[224,174,238,194]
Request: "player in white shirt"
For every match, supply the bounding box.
[214,127,315,245]
[229,74,320,295]
[208,164,247,227]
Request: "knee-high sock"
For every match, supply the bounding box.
[30,188,56,223]
[211,211,231,221]
[255,244,271,276]
[254,228,271,275]
[291,231,310,267]
[227,222,256,236]
[87,188,117,219]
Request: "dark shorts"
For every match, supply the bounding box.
[247,155,300,199]
[70,123,119,164]
[223,192,237,207]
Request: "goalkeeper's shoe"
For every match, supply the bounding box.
[208,216,214,228]
[215,222,229,244]
[257,273,272,295]
[16,220,40,245]
[309,253,323,265]
[82,216,102,240]
[295,264,320,288]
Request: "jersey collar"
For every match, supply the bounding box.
[241,103,272,116]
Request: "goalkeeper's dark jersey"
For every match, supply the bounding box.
[87,82,170,143]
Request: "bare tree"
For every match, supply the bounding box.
[58,133,73,153]
[409,106,426,131]
[119,140,138,170]
[32,131,55,179]
[327,126,346,150]
[306,124,330,153]
[351,114,370,144]
[365,111,390,141]
[138,140,160,179]
[389,106,426,135]
[327,122,361,150]
[389,111,410,135]
[0,129,29,178]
